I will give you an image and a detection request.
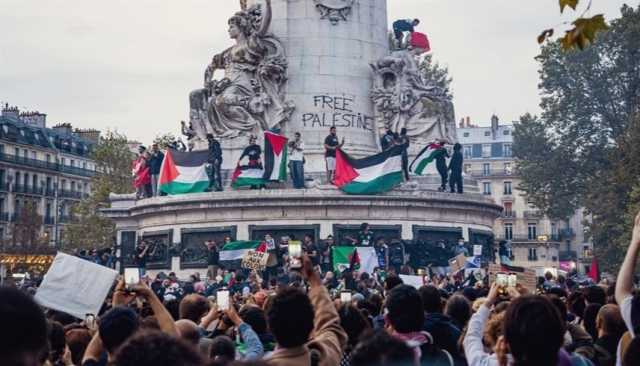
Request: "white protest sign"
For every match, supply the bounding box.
[473,245,483,256]
[35,252,118,319]
[399,274,425,289]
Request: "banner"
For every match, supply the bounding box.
[35,253,118,319]
[332,246,378,274]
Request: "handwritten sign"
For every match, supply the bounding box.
[241,250,269,271]
[301,95,374,131]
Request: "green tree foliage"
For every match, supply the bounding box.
[516,5,640,271]
[63,131,134,250]
[418,54,453,99]
[153,133,179,150]
[7,201,45,249]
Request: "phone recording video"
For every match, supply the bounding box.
[340,291,352,303]
[288,242,302,269]
[217,290,230,311]
[124,268,140,288]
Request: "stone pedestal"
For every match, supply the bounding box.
[105,188,501,278]
[245,0,389,172]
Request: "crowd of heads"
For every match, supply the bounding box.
[4,213,640,366]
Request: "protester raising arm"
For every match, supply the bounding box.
[301,255,348,366]
[225,299,264,360]
[463,282,501,366]
[112,279,178,337]
[615,211,640,336]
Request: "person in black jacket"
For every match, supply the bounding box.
[240,135,264,189]
[433,141,449,191]
[397,128,411,181]
[448,143,463,194]
[149,143,165,196]
[206,134,223,191]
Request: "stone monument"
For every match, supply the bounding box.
[104,0,501,278]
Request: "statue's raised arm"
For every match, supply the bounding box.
[257,0,272,36]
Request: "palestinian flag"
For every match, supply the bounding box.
[159,149,210,195]
[263,131,288,182]
[334,145,404,195]
[410,143,445,175]
[231,164,266,188]
[220,240,263,268]
[332,246,378,274]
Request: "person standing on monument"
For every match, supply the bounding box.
[381,129,396,151]
[449,143,464,194]
[392,18,420,47]
[240,135,265,189]
[434,140,450,191]
[324,126,344,184]
[356,223,374,247]
[207,134,223,192]
[148,143,165,197]
[396,128,411,181]
[289,132,305,189]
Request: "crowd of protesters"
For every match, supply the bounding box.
[4,213,640,366]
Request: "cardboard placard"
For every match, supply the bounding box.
[473,245,483,256]
[35,252,118,319]
[448,254,467,273]
[399,274,426,289]
[241,250,269,271]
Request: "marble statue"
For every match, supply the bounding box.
[191,0,294,139]
[370,47,457,144]
[313,0,355,25]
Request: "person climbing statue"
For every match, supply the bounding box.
[433,141,449,191]
[392,18,420,48]
[448,143,463,194]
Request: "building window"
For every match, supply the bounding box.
[71,181,76,192]
[32,174,37,189]
[14,147,19,156]
[484,131,491,137]
[45,202,52,219]
[70,159,75,167]
[46,154,51,163]
[464,164,471,174]
[463,145,473,159]
[0,144,4,154]
[505,223,513,240]
[0,198,4,213]
[23,149,28,158]
[483,182,492,195]
[528,248,538,261]
[504,202,513,217]
[528,223,537,240]
[482,144,491,158]
[31,151,36,160]
[23,173,29,187]
[504,181,512,195]
[504,144,512,157]
[82,161,87,169]
[463,132,470,137]
[503,129,510,136]
[504,163,512,175]
[482,163,491,176]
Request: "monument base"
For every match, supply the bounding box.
[105,186,500,278]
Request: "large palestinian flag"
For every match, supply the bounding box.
[332,246,378,274]
[263,131,288,182]
[158,149,210,195]
[231,164,266,188]
[334,145,404,195]
[219,240,263,268]
[410,143,445,175]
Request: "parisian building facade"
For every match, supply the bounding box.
[458,115,594,273]
[0,104,98,247]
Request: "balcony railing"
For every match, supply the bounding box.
[11,184,44,195]
[0,212,8,222]
[0,181,8,192]
[496,235,562,243]
[523,210,543,219]
[501,211,517,219]
[0,152,95,177]
[466,169,518,178]
[59,190,85,199]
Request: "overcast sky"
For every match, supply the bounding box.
[1,0,637,144]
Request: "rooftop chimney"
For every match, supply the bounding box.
[19,111,47,128]
[1,104,20,120]
[52,123,73,136]
[74,128,101,144]
[465,116,471,127]
[491,114,499,131]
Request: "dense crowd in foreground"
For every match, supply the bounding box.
[4,216,640,366]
